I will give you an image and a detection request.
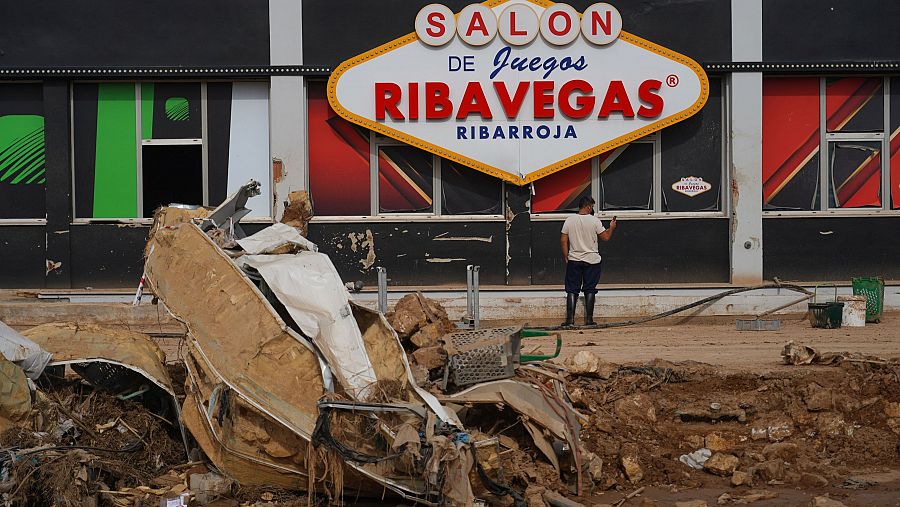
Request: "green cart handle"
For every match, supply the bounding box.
[520,328,563,363]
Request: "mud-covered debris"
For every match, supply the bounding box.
[190,471,235,504]
[280,190,313,237]
[884,401,900,418]
[614,393,656,425]
[674,500,708,507]
[716,489,777,504]
[731,470,753,487]
[704,452,739,476]
[679,448,711,470]
[543,489,586,507]
[705,431,742,452]
[798,472,829,487]
[782,341,895,367]
[619,443,643,483]
[751,459,785,482]
[762,442,799,462]
[561,350,618,379]
[808,497,848,507]
[0,354,31,431]
[675,405,746,423]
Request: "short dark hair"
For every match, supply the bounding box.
[577,196,596,209]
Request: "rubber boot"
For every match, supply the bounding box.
[561,293,577,328]
[584,293,597,326]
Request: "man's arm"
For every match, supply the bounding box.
[560,233,569,262]
[599,217,617,242]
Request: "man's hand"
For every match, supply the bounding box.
[599,217,616,242]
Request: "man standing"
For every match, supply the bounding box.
[560,196,616,327]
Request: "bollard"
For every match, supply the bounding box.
[377,267,387,314]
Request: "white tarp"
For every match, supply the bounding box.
[0,319,51,380]
[236,223,317,254]
[241,253,378,400]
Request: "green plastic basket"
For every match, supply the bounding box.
[852,277,884,323]
[808,284,843,329]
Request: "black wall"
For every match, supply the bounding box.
[308,221,507,286]
[0,227,46,288]
[532,218,731,284]
[763,217,900,282]
[303,0,731,67]
[0,0,269,68]
[763,0,900,62]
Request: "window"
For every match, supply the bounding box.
[533,77,724,216]
[307,81,503,217]
[73,81,271,220]
[0,83,45,220]
[764,76,894,212]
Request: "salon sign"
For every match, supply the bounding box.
[327,0,709,185]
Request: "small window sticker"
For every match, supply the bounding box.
[671,176,712,197]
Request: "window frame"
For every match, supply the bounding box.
[70,80,273,224]
[0,80,48,225]
[764,75,897,217]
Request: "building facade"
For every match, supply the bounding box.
[0,0,898,289]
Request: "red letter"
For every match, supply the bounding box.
[533,81,555,119]
[591,10,612,36]
[509,11,527,36]
[408,82,419,120]
[637,79,664,118]
[598,81,634,118]
[466,12,489,36]
[456,82,493,119]
[375,82,403,120]
[426,12,446,37]
[493,82,530,118]
[558,80,594,119]
[425,82,452,119]
[549,11,571,36]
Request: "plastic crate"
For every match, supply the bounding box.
[852,277,884,323]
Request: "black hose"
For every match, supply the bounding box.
[541,282,812,331]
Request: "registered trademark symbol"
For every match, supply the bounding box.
[666,74,679,87]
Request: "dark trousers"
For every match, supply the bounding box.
[565,260,602,295]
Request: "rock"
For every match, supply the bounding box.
[815,412,848,436]
[750,427,768,441]
[410,322,447,349]
[704,453,739,476]
[525,485,547,507]
[685,435,705,448]
[803,383,835,412]
[752,459,785,482]
[762,442,799,462]
[808,497,847,507]
[619,443,644,483]
[411,345,447,370]
[584,452,604,483]
[705,431,741,452]
[731,470,753,487]
[884,402,900,418]
[674,501,708,507]
[799,472,829,488]
[887,418,900,435]
[410,362,429,386]
[189,472,234,505]
[563,350,618,379]
[614,393,657,424]
[782,341,817,365]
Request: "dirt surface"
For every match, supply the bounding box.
[514,313,900,374]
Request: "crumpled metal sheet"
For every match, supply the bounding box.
[0,319,51,380]
[23,322,174,396]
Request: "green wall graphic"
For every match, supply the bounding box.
[0,115,45,185]
[165,97,189,121]
[93,83,138,218]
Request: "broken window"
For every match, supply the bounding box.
[377,145,435,214]
[828,141,882,208]
[73,81,269,219]
[0,83,46,219]
[599,142,653,211]
[441,159,503,215]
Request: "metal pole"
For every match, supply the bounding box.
[466,265,474,325]
[377,267,387,314]
[473,265,480,328]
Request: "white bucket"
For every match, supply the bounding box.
[838,295,866,327]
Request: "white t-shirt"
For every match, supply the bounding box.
[561,214,607,264]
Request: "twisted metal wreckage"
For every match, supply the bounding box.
[134,181,586,505]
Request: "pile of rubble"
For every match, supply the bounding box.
[0,182,592,507]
